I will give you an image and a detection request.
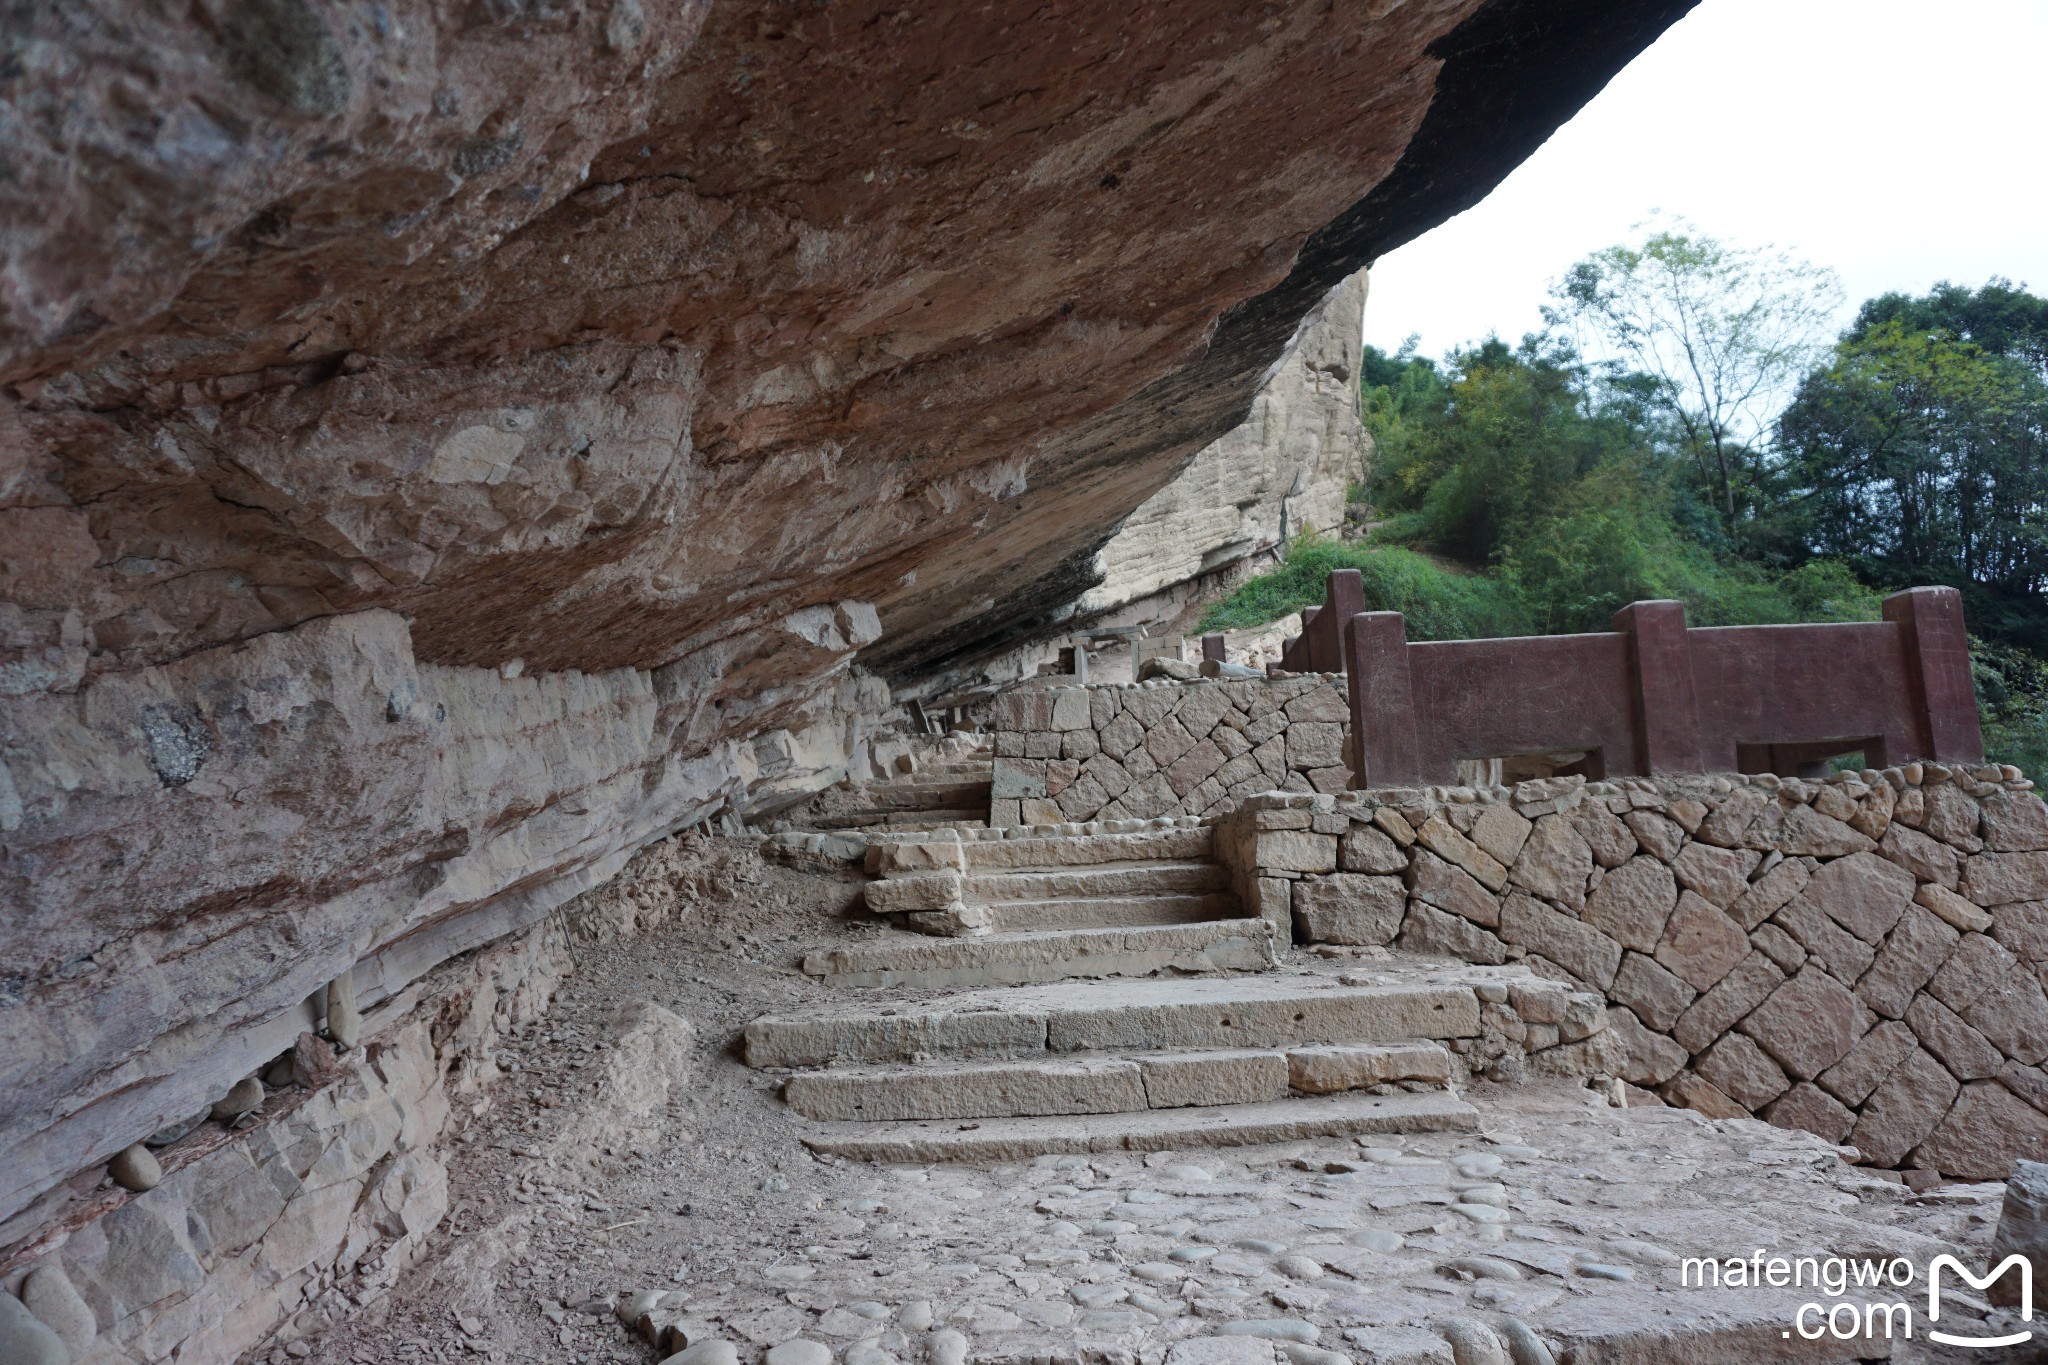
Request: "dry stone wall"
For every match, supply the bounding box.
[988,674,1349,827]
[1214,765,2048,1181]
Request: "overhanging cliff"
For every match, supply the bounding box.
[0,0,1698,1230]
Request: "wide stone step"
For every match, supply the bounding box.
[742,976,1481,1069]
[965,860,1229,901]
[802,918,1278,989]
[783,1041,1454,1121]
[793,1090,1480,1162]
[980,891,1240,932]
[851,778,992,810]
[958,827,1213,871]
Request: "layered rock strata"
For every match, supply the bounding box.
[1074,272,1371,625]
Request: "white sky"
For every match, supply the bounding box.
[1363,0,2048,360]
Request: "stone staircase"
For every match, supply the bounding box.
[772,749,994,834]
[751,820,1618,1160]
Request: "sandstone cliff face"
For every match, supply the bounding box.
[0,0,1698,1228]
[1078,271,1370,622]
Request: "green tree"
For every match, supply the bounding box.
[1545,219,1842,538]
[1777,310,2048,595]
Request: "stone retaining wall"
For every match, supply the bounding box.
[1215,764,2048,1181]
[988,674,1349,827]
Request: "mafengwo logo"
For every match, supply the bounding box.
[1681,1249,2034,1347]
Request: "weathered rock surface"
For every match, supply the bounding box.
[0,0,1697,1235]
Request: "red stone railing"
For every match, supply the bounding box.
[1278,571,1984,785]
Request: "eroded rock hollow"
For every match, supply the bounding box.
[0,0,1697,1239]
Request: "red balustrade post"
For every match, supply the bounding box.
[1346,610,1420,788]
[1611,599,1704,776]
[1883,586,1985,765]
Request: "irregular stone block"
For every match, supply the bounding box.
[1779,803,1877,857]
[1507,980,1569,1023]
[1850,1047,1960,1167]
[1722,858,1808,934]
[1696,789,1770,848]
[1285,722,1344,772]
[1569,802,1639,868]
[1610,952,1695,1033]
[1930,932,2020,1012]
[1254,829,1337,875]
[1339,824,1407,875]
[1050,687,1092,731]
[1963,850,2048,907]
[1654,891,1750,992]
[1738,967,1864,1081]
[1913,1080,2048,1181]
[1750,922,1806,973]
[1396,901,1508,966]
[1509,814,1592,910]
[1672,953,1785,1055]
[1857,907,1959,1020]
[1772,897,1876,985]
[1292,875,1404,946]
[1670,842,1760,910]
[1666,1072,1747,1120]
[1963,967,2048,1066]
[991,758,1048,800]
[1608,1008,1687,1086]
[1414,814,1508,891]
[1145,717,1200,768]
[1802,851,1916,946]
[1100,712,1145,759]
[1764,1082,1855,1144]
[1880,823,1961,889]
[1471,805,1534,868]
[1581,856,1677,954]
[1818,1019,1917,1107]
[1166,739,1230,798]
[1138,1051,1290,1109]
[1622,809,1685,862]
[1923,784,1985,850]
[1173,684,1234,738]
[1499,891,1621,989]
[1405,850,1498,928]
[864,872,964,914]
[1906,994,2004,1080]
[1287,1042,1450,1094]
[1696,1032,1791,1109]
[1983,791,2048,853]
[1920,881,1995,935]
[990,690,1057,731]
[1527,1026,1627,1078]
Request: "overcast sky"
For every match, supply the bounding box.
[1362,0,2048,359]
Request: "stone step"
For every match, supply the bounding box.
[808,807,988,831]
[802,918,1278,989]
[792,1090,1480,1162]
[958,827,1214,871]
[979,891,1240,932]
[743,976,1481,1069]
[782,1041,1454,1121]
[965,860,1229,901]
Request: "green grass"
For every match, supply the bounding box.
[1198,539,1530,640]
